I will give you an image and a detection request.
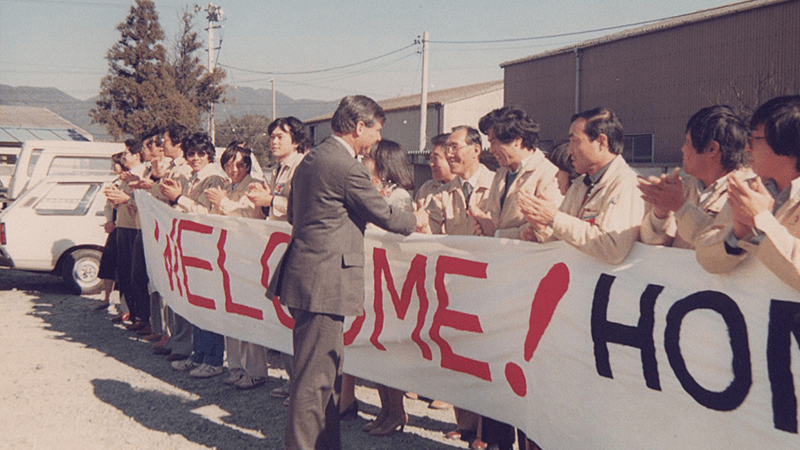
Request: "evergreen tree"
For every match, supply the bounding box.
[216,114,273,168]
[91,0,196,139]
[171,8,226,118]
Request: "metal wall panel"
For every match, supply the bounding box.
[504,0,800,166]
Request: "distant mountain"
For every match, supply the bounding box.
[216,86,339,123]
[0,84,338,141]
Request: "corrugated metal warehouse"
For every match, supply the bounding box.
[502,0,800,169]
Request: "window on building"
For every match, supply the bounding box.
[623,134,654,164]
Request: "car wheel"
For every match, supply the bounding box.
[62,249,103,295]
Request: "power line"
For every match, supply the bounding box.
[428,15,683,45]
[220,42,417,76]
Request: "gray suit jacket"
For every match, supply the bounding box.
[267,137,417,316]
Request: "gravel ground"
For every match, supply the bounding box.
[0,268,472,450]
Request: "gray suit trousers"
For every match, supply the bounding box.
[164,306,193,356]
[286,308,344,450]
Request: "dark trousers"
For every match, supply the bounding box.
[286,308,344,450]
[115,228,140,320]
[482,416,516,450]
[130,230,150,322]
[191,327,225,366]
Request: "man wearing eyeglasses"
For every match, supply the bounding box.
[426,125,495,236]
[695,95,800,292]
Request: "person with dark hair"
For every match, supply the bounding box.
[547,141,577,195]
[519,107,644,264]
[471,106,562,243]
[247,117,308,222]
[160,132,229,378]
[414,133,454,210]
[424,125,494,449]
[357,139,414,437]
[373,139,414,203]
[103,139,151,329]
[95,152,127,311]
[205,142,271,389]
[470,106,562,450]
[246,117,309,403]
[150,124,195,359]
[639,105,750,248]
[266,95,426,450]
[160,132,224,213]
[695,95,800,292]
[426,125,495,236]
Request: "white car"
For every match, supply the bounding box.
[0,175,114,294]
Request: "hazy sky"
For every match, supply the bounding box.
[1,0,738,103]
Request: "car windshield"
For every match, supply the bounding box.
[34,182,100,216]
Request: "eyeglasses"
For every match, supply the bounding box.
[444,144,470,154]
[186,150,208,157]
[147,137,164,147]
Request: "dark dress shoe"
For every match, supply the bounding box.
[153,346,171,355]
[339,400,359,420]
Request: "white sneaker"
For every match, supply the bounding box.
[190,363,224,378]
[172,359,200,371]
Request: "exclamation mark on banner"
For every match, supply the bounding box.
[505,262,570,397]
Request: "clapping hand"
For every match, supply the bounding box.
[727,173,773,239]
[159,178,182,202]
[246,182,274,207]
[637,168,684,219]
[204,186,228,209]
[103,185,130,205]
[518,190,558,231]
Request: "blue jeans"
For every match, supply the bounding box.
[191,327,224,366]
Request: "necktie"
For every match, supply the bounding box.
[462,181,473,205]
[501,170,518,209]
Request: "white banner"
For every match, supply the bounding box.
[136,191,800,449]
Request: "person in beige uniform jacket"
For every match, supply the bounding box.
[473,106,561,450]
[472,107,562,241]
[160,143,227,215]
[246,117,311,402]
[426,126,495,237]
[150,124,196,360]
[639,105,750,249]
[414,133,454,210]
[206,143,270,389]
[695,96,800,292]
[103,139,150,327]
[246,117,309,222]
[520,107,644,265]
[423,125,492,448]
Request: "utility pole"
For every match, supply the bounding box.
[196,3,224,144]
[419,31,429,152]
[270,78,276,120]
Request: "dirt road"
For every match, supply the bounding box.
[0,268,467,450]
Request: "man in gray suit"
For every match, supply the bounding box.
[268,95,426,449]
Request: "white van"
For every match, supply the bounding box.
[3,140,124,204]
[0,175,115,294]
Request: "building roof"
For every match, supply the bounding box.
[0,105,92,144]
[501,0,790,67]
[306,79,503,124]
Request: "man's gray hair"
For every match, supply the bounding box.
[331,95,386,134]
